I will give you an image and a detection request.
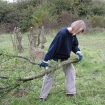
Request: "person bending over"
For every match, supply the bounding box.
[39,20,86,101]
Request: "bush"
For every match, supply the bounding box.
[90,15,105,28]
[91,1,105,15]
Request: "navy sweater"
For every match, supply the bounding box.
[44,28,80,61]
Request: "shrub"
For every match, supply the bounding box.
[90,15,105,28]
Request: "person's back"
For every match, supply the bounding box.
[44,28,80,61]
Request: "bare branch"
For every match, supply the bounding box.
[19,58,78,82]
[0,58,78,81]
[0,50,40,65]
[0,58,78,95]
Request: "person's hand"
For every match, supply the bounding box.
[39,61,48,67]
[76,51,83,61]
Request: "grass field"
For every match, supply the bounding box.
[0,31,105,105]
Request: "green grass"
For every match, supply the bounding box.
[0,31,105,105]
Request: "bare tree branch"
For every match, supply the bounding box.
[0,58,78,95]
[0,50,40,65]
[19,58,78,82]
[0,58,78,80]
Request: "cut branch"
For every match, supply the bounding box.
[0,58,78,81]
[0,58,78,95]
[19,58,78,82]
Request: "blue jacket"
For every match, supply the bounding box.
[44,28,80,61]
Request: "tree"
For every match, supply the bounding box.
[32,5,49,28]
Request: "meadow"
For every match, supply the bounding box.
[0,31,105,105]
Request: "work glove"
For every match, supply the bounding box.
[76,51,83,61]
[39,60,48,68]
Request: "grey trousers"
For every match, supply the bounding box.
[40,63,76,99]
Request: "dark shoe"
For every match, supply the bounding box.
[66,94,76,97]
[40,98,45,102]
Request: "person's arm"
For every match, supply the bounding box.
[72,36,80,53]
[72,36,83,61]
[40,32,65,67]
[44,33,64,61]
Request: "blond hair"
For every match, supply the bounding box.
[71,20,86,34]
